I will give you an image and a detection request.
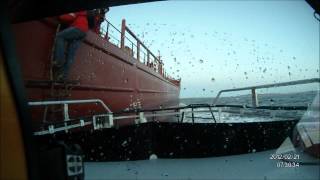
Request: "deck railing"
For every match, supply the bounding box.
[31,100,309,136]
[99,19,121,46]
[29,99,113,135]
[29,99,111,122]
[97,19,176,82]
[212,78,320,107]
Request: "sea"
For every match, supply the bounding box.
[179,91,319,123]
[180,91,318,107]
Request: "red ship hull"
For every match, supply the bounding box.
[12,19,180,127]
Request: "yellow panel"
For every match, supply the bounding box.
[0,50,28,179]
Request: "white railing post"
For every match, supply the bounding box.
[108,114,114,127]
[64,104,69,132]
[251,88,259,108]
[64,104,70,121]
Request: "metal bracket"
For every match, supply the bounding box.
[134,112,147,124]
[93,114,114,130]
[48,125,55,134]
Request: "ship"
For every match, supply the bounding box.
[12,16,181,127]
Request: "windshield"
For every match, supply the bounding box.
[6,0,320,180]
[107,1,319,98]
[92,1,320,179]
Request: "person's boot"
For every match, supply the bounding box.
[53,68,65,81]
[52,59,64,68]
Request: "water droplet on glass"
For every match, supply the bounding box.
[149,154,158,160]
[121,140,128,147]
[161,173,169,177]
[263,68,267,73]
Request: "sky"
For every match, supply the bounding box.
[105,1,319,98]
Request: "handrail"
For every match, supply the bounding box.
[119,19,167,78]
[32,102,308,136]
[28,99,111,113]
[104,19,121,34]
[212,78,320,107]
[98,18,177,82]
[125,25,160,64]
[29,99,112,124]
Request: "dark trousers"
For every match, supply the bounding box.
[54,27,86,79]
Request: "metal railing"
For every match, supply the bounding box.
[30,101,216,135]
[31,101,309,136]
[121,19,162,73]
[97,18,177,82]
[31,78,320,135]
[212,78,320,107]
[29,99,112,121]
[29,99,113,135]
[99,19,121,47]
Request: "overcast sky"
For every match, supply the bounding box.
[106,1,319,98]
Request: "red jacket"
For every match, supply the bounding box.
[59,11,88,32]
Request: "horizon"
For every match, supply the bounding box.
[180,89,319,99]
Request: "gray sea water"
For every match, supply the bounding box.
[180,91,318,106]
[179,91,319,123]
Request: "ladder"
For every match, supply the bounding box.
[42,24,80,123]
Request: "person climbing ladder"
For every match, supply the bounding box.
[53,11,88,81]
